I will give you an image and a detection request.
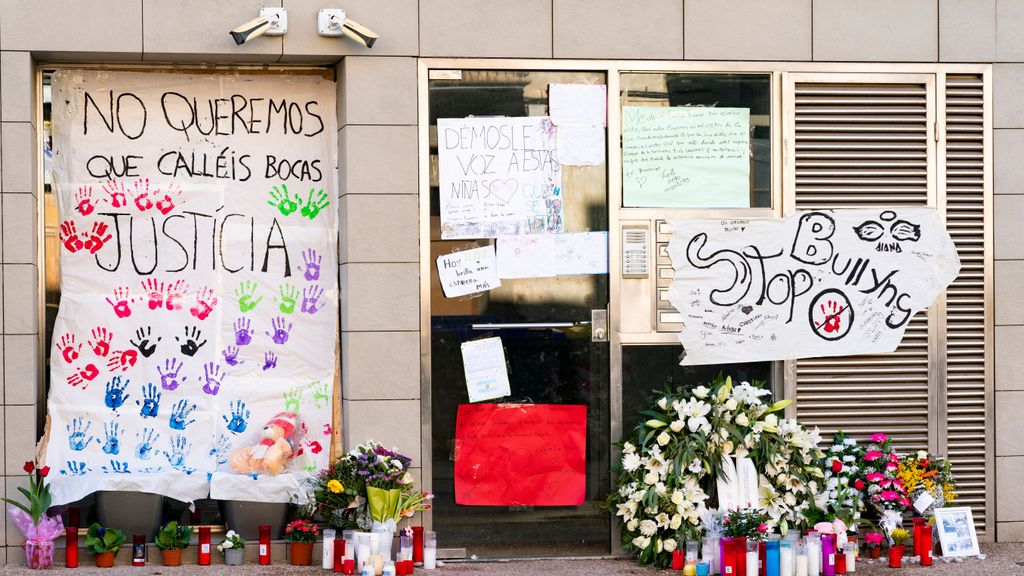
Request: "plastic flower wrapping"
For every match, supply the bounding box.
[895,449,957,516]
[606,376,825,567]
[6,505,63,543]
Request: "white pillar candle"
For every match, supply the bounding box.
[780,546,794,576]
[845,549,856,572]
[807,544,820,576]
[746,551,759,576]
[323,529,336,569]
[796,554,808,576]
[423,547,437,570]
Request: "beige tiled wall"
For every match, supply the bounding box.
[0,0,1021,563]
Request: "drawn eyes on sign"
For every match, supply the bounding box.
[853,221,885,242]
[889,220,921,242]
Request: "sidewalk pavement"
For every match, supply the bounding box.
[1,543,1021,575]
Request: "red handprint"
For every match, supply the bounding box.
[304,440,323,455]
[105,286,133,319]
[56,333,81,363]
[88,327,114,357]
[165,280,189,311]
[67,363,99,389]
[59,221,84,253]
[75,186,96,215]
[155,182,182,215]
[815,300,846,334]
[190,286,218,321]
[102,180,128,208]
[107,349,138,372]
[131,178,155,212]
[84,221,112,254]
[323,423,332,436]
[141,278,165,310]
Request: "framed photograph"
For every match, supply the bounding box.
[934,507,980,557]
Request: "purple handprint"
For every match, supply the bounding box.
[266,316,293,345]
[301,248,322,282]
[233,317,254,346]
[157,358,186,391]
[262,351,278,371]
[201,362,225,396]
[301,285,324,315]
[222,346,245,366]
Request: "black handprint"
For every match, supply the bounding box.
[129,326,161,358]
[175,325,207,357]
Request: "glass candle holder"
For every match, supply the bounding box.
[794,540,808,576]
[704,536,720,576]
[745,540,760,576]
[356,532,372,570]
[400,532,413,562]
[805,533,821,576]
[779,535,794,576]
[766,535,780,576]
[324,528,337,569]
[687,540,700,564]
[821,533,835,576]
[423,531,437,570]
[843,542,856,573]
[344,530,357,561]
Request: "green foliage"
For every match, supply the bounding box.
[154,521,194,550]
[723,508,769,541]
[84,523,126,554]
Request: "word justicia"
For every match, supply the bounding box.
[685,212,915,330]
[83,210,293,277]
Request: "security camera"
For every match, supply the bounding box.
[318,8,380,48]
[230,7,287,45]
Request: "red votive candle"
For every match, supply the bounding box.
[397,560,408,576]
[66,527,79,568]
[920,525,934,566]
[198,526,211,565]
[412,526,424,565]
[406,559,415,574]
[132,534,146,566]
[333,538,346,572]
[671,549,684,570]
[258,525,271,565]
[913,517,926,559]
[343,558,356,575]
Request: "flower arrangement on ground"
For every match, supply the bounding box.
[285,519,319,543]
[84,523,125,567]
[724,508,770,541]
[348,440,414,531]
[311,457,366,528]
[218,530,245,565]
[815,431,866,527]
[606,376,825,567]
[154,521,193,566]
[2,461,62,569]
[861,433,909,535]
[895,450,957,516]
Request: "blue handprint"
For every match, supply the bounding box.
[60,461,90,476]
[67,417,94,451]
[209,434,232,465]
[99,421,123,455]
[137,382,161,418]
[102,460,130,474]
[104,376,131,411]
[223,400,251,434]
[163,434,192,469]
[168,399,197,431]
[135,427,161,460]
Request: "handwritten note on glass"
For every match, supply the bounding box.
[454,403,587,506]
[622,106,750,208]
[438,116,563,239]
[437,245,501,298]
[460,337,512,403]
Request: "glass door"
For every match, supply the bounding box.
[427,69,610,557]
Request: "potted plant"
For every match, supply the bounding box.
[218,530,245,566]
[154,521,193,566]
[84,523,126,567]
[865,532,884,559]
[285,519,319,566]
[888,528,909,568]
[1,461,63,569]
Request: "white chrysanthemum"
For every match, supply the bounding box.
[622,452,642,472]
[639,519,658,537]
[663,538,678,553]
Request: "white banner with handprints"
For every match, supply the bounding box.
[666,209,960,365]
[46,70,338,504]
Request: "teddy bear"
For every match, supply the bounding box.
[229,412,300,475]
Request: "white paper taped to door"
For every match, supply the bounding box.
[47,70,338,505]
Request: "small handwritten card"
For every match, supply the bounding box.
[460,337,512,403]
[437,245,501,298]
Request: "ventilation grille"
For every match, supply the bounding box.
[791,79,932,455]
[943,73,989,535]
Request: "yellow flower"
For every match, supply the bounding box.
[327,479,344,494]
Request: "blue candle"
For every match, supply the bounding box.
[766,537,780,576]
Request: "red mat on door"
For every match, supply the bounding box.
[454,403,587,506]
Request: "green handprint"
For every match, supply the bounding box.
[283,387,302,413]
[300,188,329,221]
[277,283,299,314]
[312,380,330,409]
[234,280,262,313]
[267,185,301,217]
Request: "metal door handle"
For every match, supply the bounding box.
[470,321,590,330]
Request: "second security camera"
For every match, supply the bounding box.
[317,9,380,48]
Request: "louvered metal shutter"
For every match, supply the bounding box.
[941,73,992,536]
[783,74,936,455]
